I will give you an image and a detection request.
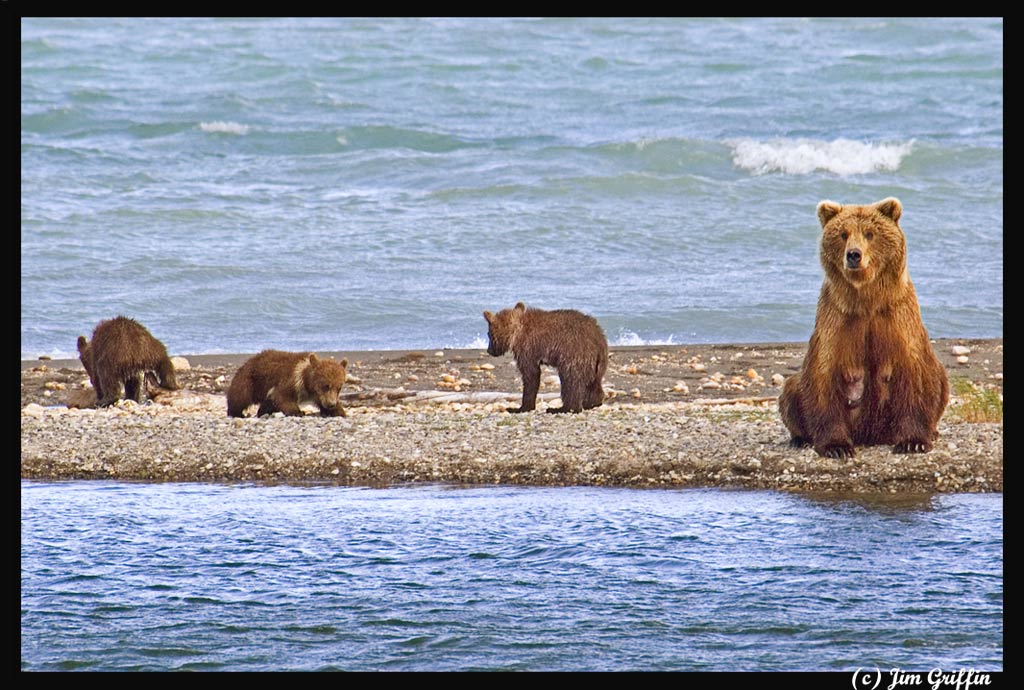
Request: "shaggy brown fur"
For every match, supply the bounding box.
[779,198,949,458]
[77,316,180,407]
[483,302,608,413]
[226,350,348,418]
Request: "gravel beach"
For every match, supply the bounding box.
[21,339,1002,492]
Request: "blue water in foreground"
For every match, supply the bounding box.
[21,18,1002,358]
[21,482,1003,671]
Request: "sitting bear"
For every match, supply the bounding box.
[77,316,180,407]
[226,350,348,418]
[483,302,608,413]
[778,198,949,458]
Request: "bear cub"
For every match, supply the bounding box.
[77,316,180,407]
[483,302,608,413]
[778,198,949,458]
[227,350,348,418]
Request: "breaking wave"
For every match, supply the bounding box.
[728,138,914,175]
[198,121,251,135]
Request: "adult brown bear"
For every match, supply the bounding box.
[779,198,949,458]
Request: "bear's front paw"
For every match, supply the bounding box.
[788,436,811,449]
[506,406,532,414]
[321,405,347,418]
[893,440,932,454]
[816,442,855,459]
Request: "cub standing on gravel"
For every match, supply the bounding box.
[77,316,180,407]
[226,350,348,418]
[483,302,608,414]
[779,198,949,458]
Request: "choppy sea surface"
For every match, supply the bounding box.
[21,17,1002,359]
[20,482,1003,671]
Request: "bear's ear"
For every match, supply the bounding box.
[483,310,493,323]
[874,197,902,223]
[816,200,843,228]
[77,336,88,353]
[514,302,526,312]
[309,353,319,364]
[339,358,348,368]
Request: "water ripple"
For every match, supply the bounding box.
[21,481,1002,671]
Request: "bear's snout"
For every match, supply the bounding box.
[845,248,862,269]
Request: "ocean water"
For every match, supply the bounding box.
[21,17,1002,359]
[20,482,1003,671]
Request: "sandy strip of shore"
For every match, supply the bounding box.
[21,340,1002,492]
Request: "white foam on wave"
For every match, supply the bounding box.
[445,332,679,352]
[610,331,677,347]
[452,335,490,351]
[198,121,250,135]
[22,348,79,362]
[729,138,913,175]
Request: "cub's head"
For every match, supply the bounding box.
[305,354,348,412]
[482,302,526,357]
[76,335,95,380]
[817,197,906,287]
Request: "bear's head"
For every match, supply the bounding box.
[816,197,906,288]
[77,335,95,381]
[303,354,348,412]
[482,302,526,357]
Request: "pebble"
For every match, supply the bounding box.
[692,363,706,372]
[951,345,971,356]
[480,363,495,370]
[22,403,46,417]
[747,368,758,379]
[434,351,445,357]
[772,374,786,387]
[672,381,689,394]
[171,356,191,371]
[956,355,969,364]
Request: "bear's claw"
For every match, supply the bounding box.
[893,441,931,454]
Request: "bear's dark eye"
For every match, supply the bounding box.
[865,232,874,240]
[841,232,848,240]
